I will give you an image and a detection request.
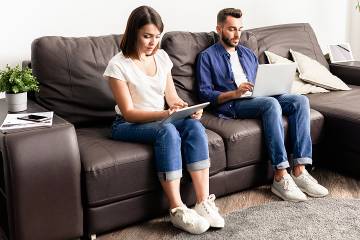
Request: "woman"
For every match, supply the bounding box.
[103,6,224,235]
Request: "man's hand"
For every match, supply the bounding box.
[234,82,254,98]
[217,82,254,104]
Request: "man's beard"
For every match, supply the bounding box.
[221,35,239,48]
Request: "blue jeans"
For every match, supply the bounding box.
[227,94,312,169]
[111,117,210,181]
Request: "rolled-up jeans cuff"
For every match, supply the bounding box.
[187,159,210,172]
[275,161,290,170]
[158,169,182,181]
[293,157,312,166]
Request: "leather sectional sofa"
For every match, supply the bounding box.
[1,23,359,240]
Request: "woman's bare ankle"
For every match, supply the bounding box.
[293,165,305,177]
[274,169,288,182]
[196,195,209,204]
[169,201,185,210]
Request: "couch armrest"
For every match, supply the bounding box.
[330,61,360,86]
[0,101,83,240]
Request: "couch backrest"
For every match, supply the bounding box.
[31,35,121,125]
[160,32,217,105]
[31,23,326,124]
[162,23,327,105]
[161,31,257,105]
[250,23,328,68]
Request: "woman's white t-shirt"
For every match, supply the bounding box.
[103,49,173,115]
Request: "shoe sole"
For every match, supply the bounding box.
[298,187,329,198]
[271,186,307,202]
[210,222,225,228]
[172,222,210,234]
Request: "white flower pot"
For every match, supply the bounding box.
[5,92,27,112]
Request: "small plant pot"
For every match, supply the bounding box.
[5,92,27,112]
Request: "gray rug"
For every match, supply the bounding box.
[171,198,360,240]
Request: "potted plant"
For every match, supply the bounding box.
[0,65,39,112]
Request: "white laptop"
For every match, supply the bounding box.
[240,63,297,98]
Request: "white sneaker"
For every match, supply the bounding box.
[193,194,225,228]
[291,169,329,197]
[170,205,210,234]
[271,174,308,202]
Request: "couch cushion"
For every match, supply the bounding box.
[76,127,226,207]
[161,32,218,105]
[264,50,329,94]
[250,23,328,68]
[161,32,218,78]
[290,49,351,91]
[307,85,360,153]
[201,109,324,169]
[31,35,122,125]
[161,31,257,105]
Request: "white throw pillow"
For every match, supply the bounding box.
[264,51,329,94]
[290,49,351,91]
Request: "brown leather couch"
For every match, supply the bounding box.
[1,23,359,240]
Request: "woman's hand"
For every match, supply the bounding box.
[167,100,188,115]
[166,101,188,116]
[167,105,179,116]
[173,100,188,109]
[191,109,203,120]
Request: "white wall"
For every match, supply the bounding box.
[0,0,352,69]
[347,0,360,60]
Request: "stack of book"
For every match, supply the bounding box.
[0,112,53,133]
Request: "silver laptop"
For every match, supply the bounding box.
[240,63,297,98]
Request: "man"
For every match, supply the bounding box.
[196,8,328,202]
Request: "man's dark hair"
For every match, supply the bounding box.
[121,6,164,58]
[217,8,242,24]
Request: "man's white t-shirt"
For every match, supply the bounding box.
[103,49,173,115]
[229,51,249,86]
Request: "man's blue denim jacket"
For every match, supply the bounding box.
[196,42,259,117]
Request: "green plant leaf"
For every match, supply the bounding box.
[12,86,19,94]
[0,65,39,93]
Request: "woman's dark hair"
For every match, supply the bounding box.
[120,6,164,58]
[217,8,242,24]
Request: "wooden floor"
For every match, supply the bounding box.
[98,168,360,240]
